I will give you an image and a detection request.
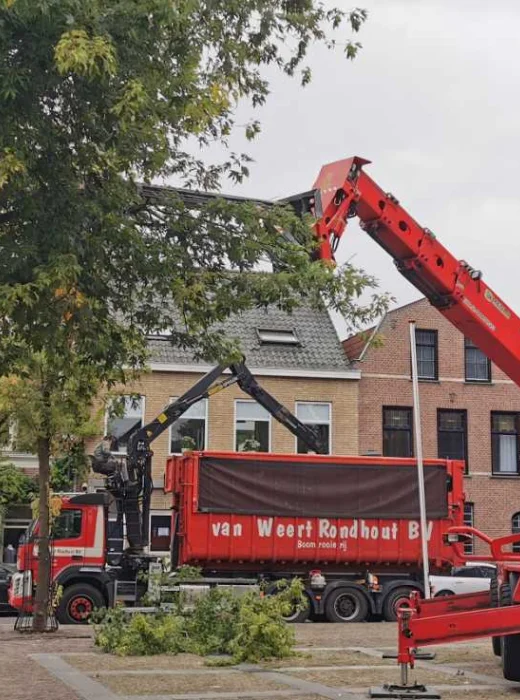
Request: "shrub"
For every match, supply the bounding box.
[229,580,303,663]
[91,577,305,662]
[185,587,240,655]
[92,607,187,656]
[116,613,186,657]
[91,605,127,654]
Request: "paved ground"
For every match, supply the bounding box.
[1,616,520,700]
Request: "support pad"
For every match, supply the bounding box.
[382,652,436,660]
[369,683,441,699]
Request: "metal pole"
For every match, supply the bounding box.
[409,321,431,599]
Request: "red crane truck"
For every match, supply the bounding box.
[9,452,465,625]
[297,156,520,684]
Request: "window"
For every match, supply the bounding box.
[1,419,34,454]
[512,513,520,554]
[452,565,495,578]
[415,329,438,380]
[438,410,468,472]
[235,401,270,452]
[51,510,82,540]
[463,502,474,555]
[150,514,172,553]
[295,402,331,454]
[383,407,413,457]
[106,396,144,453]
[257,329,299,345]
[169,398,208,454]
[465,337,491,382]
[491,413,519,475]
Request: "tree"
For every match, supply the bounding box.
[0,1,388,630]
[0,357,102,630]
[0,459,37,509]
[0,459,37,564]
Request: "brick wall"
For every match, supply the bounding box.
[89,370,359,511]
[347,298,520,552]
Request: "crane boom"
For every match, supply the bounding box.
[310,156,520,387]
[94,359,325,552]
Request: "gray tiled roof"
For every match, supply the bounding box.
[147,305,351,371]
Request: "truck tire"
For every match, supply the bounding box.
[490,573,501,657]
[382,587,419,622]
[503,631,520,681]
[283,594,311,623]
[325,587,369,623]
[499,582,520,680]
[57,583,105,624]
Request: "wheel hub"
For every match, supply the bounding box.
[335,594,358,620]
[69,596,93,621]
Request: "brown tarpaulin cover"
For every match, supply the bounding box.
[198,457,449,519]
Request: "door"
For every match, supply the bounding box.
[50,508,86,579]
[450,566,492,595]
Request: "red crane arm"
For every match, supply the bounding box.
[312,156,520,386]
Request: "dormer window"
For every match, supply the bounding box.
[257,329,299,345]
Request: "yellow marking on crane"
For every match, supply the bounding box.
[157,413,168,423]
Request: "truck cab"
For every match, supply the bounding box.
[9,492,117,623]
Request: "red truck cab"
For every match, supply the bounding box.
[9,492,116,624]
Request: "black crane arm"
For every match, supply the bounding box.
[92,359,325,552]
[230,362,326,454]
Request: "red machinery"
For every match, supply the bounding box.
[165,452,464,622]
[303,156,520,688]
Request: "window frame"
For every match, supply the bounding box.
[105,395,146,455]
[437,408,469,473]
[234,399,272,452]
[463,502,474,555]
[149,511,173,554]
[382,406,414,458]
[464,337,491,383]
[256,328,300,345]
[294,401,332,454]
[491,411,520,476]
[51,509,83,541]
[168,396,209,455]
[414,328,439,381]
[512,512,520,554]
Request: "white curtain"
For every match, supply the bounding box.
[499,434,517,472]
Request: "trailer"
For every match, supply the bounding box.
[165,451,465,622]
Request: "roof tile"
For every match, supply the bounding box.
[148,304,351,371]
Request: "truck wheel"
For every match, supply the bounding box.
[283,594,311,623]
[503,631,520,681]
[499,582,520,679]
[383,587,418,622]
[57,584,104,624]
[490,573,501,657]
[325,588,368,623]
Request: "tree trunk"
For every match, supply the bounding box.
[33,436,51,632]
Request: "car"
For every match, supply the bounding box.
[0,563,17,614]
[430,562,496,597]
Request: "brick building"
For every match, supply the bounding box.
[92,303,360,554]
[343,297,520,554]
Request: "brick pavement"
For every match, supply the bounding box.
[2,617,520,700]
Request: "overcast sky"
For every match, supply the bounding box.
[173,1,520,339]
